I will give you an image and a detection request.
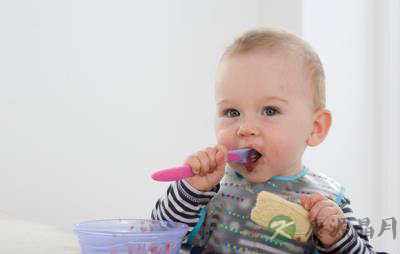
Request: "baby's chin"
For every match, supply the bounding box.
[231,164,275,183]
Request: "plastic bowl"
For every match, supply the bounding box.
[73,219,188,254]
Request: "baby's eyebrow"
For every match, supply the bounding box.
[261,96,289,104]
[216,99,230,105]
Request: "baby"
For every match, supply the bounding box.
[152,28,376,253]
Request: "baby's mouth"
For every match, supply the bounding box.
[243,148,263,171]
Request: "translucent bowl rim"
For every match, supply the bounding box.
[73,219,188,237]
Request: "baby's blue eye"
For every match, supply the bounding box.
[225,108,240,118]
[263,106,279,116]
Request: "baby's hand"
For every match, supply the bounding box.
[184,145,228,192]
[301,192,348,247]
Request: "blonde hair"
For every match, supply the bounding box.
[222,28,326,110]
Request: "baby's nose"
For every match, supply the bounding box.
[237,121,260,136]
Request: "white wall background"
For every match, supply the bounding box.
[1,0,398,252]
[302,1,400,251]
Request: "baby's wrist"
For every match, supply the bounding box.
[185,178,214,192]
[316,222,350,249]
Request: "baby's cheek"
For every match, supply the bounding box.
[215,129,235,149]
[268,137,302,167]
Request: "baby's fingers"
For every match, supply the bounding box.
[300,194,310,208]
[309,200,336,220]
[215,144,228,164]
[205,147,218,170]
[184,145,228,177]
[184,154,201,175]
[304,192,326,211]
[196,150,210,176]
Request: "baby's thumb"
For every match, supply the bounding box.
[216,149,227,164]
[300,194,311,210]
[214,150,227,176]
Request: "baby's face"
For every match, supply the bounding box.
[214,49,316,183]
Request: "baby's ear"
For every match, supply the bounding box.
[306,108,332,147]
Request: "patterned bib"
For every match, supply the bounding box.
[188,166,346,254]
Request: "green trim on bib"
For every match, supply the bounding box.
[187,207,206,245]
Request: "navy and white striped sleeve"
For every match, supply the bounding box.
[151,179,219,234]
[313,197,378,253]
